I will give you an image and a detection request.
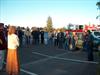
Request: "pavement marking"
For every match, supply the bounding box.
[20,68,38,75]
[21,52,67,66]
[4,62,38,75]
[21,58,51,66]
[32,52,56,57]
[53,57,99,64]
[32,52,99,64]
[32,52,66,58]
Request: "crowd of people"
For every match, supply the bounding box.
[13,26,80,50]
[0,23,95,75]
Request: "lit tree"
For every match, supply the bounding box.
[46,16,53,32]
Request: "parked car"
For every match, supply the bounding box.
[91,31,100,51]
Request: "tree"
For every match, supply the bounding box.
[96,1,100,6]
[46,16,53,32]
[96,1,100,19]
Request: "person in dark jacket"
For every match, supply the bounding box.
[17,27,24,46]
[31,30,35,45]
[85,30,94,61]
[64,32,70,50]
[40,31,44,44]
[58,31,64,49]
[0,23,7,71]
[35,29,40,45]
[82,31,87,51]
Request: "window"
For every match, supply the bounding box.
[79,25,83,29]
[94,32,100,36]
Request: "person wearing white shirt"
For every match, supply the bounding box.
[6,26,20,75]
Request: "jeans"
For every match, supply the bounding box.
[64,41,69,50]
[0,50,5,70]
[86,44,94,61]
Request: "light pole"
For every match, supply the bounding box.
[96,1,100,25]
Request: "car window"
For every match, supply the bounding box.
[94,32,100,36]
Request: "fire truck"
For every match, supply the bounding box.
[65,24,100,50]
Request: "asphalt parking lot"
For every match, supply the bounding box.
[0,44,99,75]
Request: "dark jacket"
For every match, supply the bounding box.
[0,31,7,50]
[85,33,93,48]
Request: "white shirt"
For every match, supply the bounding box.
[8,34,19,49]
[25,30,31,36]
